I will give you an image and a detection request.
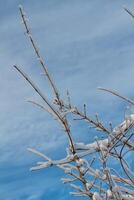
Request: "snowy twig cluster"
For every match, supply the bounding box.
[14,6,134,200]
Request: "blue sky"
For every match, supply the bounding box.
[0,0,134,199]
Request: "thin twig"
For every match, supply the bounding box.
[19,5,62,107]
[98,87,134,106]
[13,65,76,153]
[124,7,134,18]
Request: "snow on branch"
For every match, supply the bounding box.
[15,5,134,200]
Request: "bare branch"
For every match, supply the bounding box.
[98,87,134,106]
[124,7,134,18]
[19,5,62,107]
[14,5,134,200]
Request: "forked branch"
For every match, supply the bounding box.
[15,5,134,200]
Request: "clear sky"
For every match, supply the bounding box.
[0,0,134,199]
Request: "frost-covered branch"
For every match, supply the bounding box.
[15,5,134,200]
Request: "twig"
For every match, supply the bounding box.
[98,87,134,106]
[124,7,134,18]
[13,65,76,154]
[19,5,62,107]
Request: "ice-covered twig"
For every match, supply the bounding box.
[98,87,134,106]
[15,5,134,199]
[124,7,134,18]
[28,148,51,161]
[19,5,62,107]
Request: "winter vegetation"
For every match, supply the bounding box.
[14,5,134,200]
